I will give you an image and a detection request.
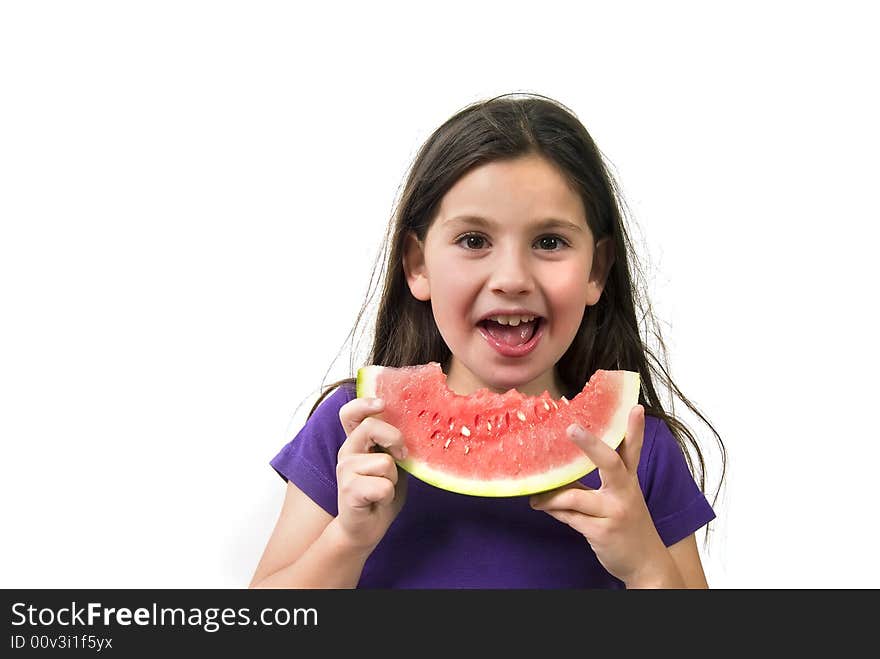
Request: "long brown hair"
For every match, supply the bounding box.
[309,92,726,535]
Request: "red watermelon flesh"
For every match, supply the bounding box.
[356,362,640,497]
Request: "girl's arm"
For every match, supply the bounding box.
[622,533,708,588]
[250,396,408,588]
[248,481,372,589]
[668,534,709,588]
[530,406,713,589]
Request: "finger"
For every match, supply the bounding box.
[530,483,605,517]
[341,474,396,510]
[338,397,385,437]
[544,508,579,527]
[541,508,605,538]
[338,416,408,462]
[392,465,408,510]
[619,405,645,475]
[567,423,627,489]
[337,452,399,486]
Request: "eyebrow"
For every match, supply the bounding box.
[442,215,585,233]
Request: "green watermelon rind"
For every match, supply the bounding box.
[356,365,641,497]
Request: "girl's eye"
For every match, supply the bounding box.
[535,235,569,251]
[457,233,488,250]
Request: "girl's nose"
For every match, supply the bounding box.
[488,248,534,296]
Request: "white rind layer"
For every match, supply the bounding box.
[355,365,382,398]
[356,365,641,497]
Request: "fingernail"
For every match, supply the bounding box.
[567,423,584,438]
[400,447,408,460]
[371,398,384,409]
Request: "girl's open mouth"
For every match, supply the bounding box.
[477,317,544,357]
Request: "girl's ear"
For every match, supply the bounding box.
[586,237,615,306]
[403,231,431,301]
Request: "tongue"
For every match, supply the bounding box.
[484,320,537,346]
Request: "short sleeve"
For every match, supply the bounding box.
[638,416,716,547]
[269,385,357,517]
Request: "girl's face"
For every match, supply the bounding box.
[404,154,614,397]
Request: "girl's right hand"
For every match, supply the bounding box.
[335,397,408,551]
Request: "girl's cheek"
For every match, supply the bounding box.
[551,268,592,313]
[447,265,484,291]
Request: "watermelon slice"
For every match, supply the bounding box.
[356,362,640,497]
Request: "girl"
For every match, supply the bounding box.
[250,93,726,589]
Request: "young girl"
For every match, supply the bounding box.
[250,93,726,589]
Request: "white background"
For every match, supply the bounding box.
[2,1,877,589]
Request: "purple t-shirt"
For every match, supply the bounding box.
[270,384,715,588]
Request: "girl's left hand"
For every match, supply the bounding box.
[529,405,675,587]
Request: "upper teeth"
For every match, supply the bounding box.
[487,314,537,326]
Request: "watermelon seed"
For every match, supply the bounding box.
[444,438,451,449]
[504,411,510,427]
[516,410,526,422]
[543,401,550,411]
[551,400,558,410]
[561,396,569,405]
[474,414,481,428]
[487,421,492,431]
[430,430,441,439]
[461,425,471,437]
[432,413,440,424]
[464,445,470,455]
[417,409,427,417]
